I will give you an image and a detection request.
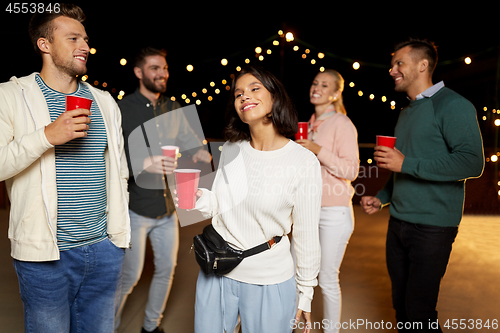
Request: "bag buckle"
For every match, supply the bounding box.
[267,238,277,249]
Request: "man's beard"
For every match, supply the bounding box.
[143,76,167,94]
[52,52,87,77]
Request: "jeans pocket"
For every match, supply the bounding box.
[413,223,458,235]
[105,237,126,254]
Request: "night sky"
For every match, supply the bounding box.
[1,3,499,155]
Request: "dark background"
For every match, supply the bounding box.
[1,3,499,211]
[1,4,499,140]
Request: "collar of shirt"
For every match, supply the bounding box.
[411,81,445,100]
[132,89,168,109]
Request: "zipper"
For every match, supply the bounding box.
[213,258,218,270]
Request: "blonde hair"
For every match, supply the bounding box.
[323,69,346,115]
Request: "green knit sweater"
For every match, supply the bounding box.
[376,87,484,227]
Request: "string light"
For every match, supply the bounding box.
[103,31,498,200]
[108,31,496,115]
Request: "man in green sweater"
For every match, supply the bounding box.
[361,38,484,332]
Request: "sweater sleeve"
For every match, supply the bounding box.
[292,157,322,312]
[193,188,219,219]
[375,172,394,207]
[316,116,359,181]
[401,98,484,181]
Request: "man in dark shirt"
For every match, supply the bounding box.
[115,47,211,333]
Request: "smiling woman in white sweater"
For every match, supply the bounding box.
[191,67,322,333]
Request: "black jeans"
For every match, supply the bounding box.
[386,216,458,332]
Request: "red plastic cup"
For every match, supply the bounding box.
[376,135,397,166]
[376,135,396,149]
[161,145,179,160]
[174,169,201,209]
[66,96,92,117]
[295,122,309,140]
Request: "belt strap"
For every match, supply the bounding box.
[242,236,282,258]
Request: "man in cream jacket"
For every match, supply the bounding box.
[0,4,130,332]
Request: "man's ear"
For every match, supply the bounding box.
[133,67,143,80]
[419,58,429,73]
[37,37,50,55]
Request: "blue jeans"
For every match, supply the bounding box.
[386,216,458,332]
[115,210,179,331]
[13,238,125,333]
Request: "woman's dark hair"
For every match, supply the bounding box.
[224,66,298,142]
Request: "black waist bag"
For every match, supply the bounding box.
[193,224,282,276]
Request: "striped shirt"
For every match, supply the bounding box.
[36,75,108,251]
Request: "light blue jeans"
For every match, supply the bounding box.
[13,238,125,333]
[194,270,296,333]
[115,210,179,332]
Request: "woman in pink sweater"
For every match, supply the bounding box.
[297,69,359,333]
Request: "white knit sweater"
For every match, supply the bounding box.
[195,140,322,312]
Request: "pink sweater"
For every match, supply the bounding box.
[309,112,359,207]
